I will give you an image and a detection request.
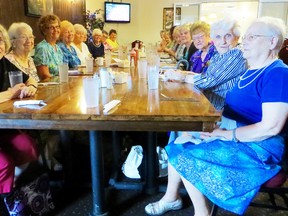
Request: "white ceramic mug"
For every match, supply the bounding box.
[96,57,104,66]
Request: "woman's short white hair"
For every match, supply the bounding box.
[210,18,241,39]
[92,28,102,37]
[8,22,33,40]
[254,16,287,51]
[74,24,87,34]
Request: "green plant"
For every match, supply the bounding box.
[84,9,105,41]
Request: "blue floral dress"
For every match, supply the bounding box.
[167,60,288,215]
[57,42,81,69]
[34,40,64,76]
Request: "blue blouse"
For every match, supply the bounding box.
[34,40,64,76]
[223,59,288,127]
[190,43,217,74]
[57,42,81,69]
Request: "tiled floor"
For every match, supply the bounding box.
[51,184,288,216]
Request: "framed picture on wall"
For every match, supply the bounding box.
[163,7,181,30]
[24,0,53,17]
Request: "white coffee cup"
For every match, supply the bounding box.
[83,77,100,108]
[96,57,104,66]
[58,64,69,83]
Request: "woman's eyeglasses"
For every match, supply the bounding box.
[242,34,273,42]
[15,35,35,41]
[46,25,60,31]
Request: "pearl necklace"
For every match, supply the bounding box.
[238,60,276,89]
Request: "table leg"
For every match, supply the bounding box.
[89,131,108,216]
[59,130,74,187]
[145,132,158,194]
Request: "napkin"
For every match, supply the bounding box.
[68,70,82,75]
[14,100,47,109]
[103,100,121,114]
[38,82,59,86]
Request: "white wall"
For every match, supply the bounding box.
[85,0,288,46]
[85,0,189,45]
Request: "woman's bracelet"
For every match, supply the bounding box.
[232,128,239,142]
[27,84,38,89]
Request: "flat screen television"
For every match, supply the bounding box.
[104,2,131,23]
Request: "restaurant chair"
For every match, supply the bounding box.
[278,38,288,65]
[131,40,143,49]
[211,141,288,215]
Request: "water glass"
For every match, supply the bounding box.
[148,65,159,90]
[83,77,100,108]
[8,71,23,87]
[137,59,147,79]
[86,57,94,73]
[58,64,69,83]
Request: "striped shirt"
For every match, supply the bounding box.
[194,48,247,110]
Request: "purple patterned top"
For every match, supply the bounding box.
[190,43,217,74]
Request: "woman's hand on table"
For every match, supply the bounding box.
[8,83,26,98]
[19,85,37,98]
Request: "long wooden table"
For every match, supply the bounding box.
[0,68,220,216]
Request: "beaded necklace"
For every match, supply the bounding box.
[238,60,276,89]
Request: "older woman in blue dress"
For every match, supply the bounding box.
[146,16,288,216]
[58,20,80,69]
[34,14,64,80]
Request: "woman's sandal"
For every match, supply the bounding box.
[145,198,183,215]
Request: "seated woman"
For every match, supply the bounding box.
[101,30,112,51]
[161,26,185,61]
[34,14,64,80]
[6,22,39,82]
[105,29,119,52]
[190,21,217,73]
[0,24,38,195]
[58,20,80,69]
[145,16,288,216]
[178,23,197,69]
[88,28,104,59]
[193,18,246,110]
[71,24,91,65]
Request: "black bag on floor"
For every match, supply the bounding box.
[4,163,55,216]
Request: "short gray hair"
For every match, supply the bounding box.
[210,18,241,39]
[74,24,87,34]
[92,28,102,37]
[254,16,286,51]
[8,22,33,40]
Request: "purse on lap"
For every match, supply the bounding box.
[4,173,55,216]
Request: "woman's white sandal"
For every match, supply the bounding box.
[145,198,183,215]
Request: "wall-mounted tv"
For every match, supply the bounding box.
[104,2,131,23]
